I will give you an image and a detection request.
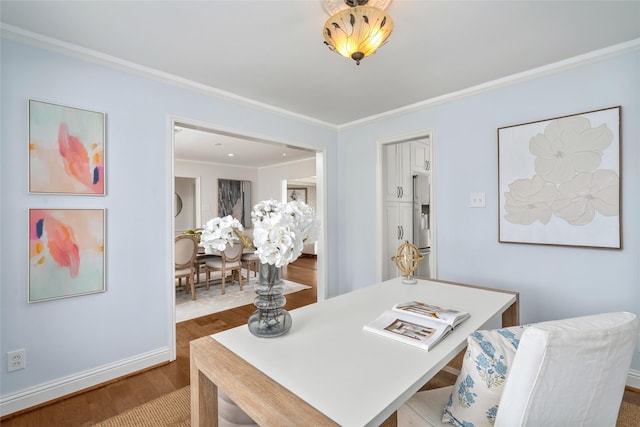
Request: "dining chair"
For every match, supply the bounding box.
[241,252,260,280]
[194,247,212,284]
[174,234,198,300]
[398,311,639,427]
[205,243,244,294]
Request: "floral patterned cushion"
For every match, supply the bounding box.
[443,325,528,427]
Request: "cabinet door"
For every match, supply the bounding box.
[398,202,413,243]
[397,143,413,202]
[384,203,400,279]
[411,141,430,173]
[384,144,400,201]
[384,202,414,280]
[384,143,412,202]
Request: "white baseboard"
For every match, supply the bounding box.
[1,352,637,417]
[0,347,171,417]
[628,368,640,390]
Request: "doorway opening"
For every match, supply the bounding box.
[169,117,327,353]
[378,131,436,282]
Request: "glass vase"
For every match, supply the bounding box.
[247,262,292,337]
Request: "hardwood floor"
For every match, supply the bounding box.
[3,256,639,426]
[0,257,318,427]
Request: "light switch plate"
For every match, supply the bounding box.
[470,192,486,208]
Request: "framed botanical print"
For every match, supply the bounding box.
[28,99,106,195]
[498,106,621,249]
[28,209,106,302]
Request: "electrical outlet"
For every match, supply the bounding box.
[7,349,25,372]
[469,192,486,208]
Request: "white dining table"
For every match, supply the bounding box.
[190,277,519,426]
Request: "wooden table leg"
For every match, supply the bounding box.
[434,279,520,327]
[189,336,338,426]
[191,341,218,427]
[501,293,520,327]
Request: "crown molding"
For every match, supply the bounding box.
[0,23,337,130]
[2,24,638,132]
[338,37,640,130]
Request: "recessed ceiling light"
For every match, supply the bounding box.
[282,153,287,156]
[228,153,234,157]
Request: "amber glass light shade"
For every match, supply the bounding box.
[323,5,394,65]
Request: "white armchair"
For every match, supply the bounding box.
[398,312,638,427]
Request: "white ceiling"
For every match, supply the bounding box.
[2,1,639,166]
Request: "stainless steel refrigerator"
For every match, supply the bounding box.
[413,174,431,277]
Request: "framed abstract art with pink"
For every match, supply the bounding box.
[28,209,105,303]
[28,99,106,195]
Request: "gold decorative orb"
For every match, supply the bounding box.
[391,241,424,284]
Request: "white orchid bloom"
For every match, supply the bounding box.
[200,215,243,253]
[251,199,320,267]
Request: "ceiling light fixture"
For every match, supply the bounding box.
[323,0,394,65]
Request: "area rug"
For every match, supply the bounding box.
[176,273,311,323]
[93,386,190,427]
[93,384,640,427]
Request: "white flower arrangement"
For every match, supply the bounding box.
[251,199,320,268]
[200,215,244,253]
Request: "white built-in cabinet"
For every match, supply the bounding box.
[411,139,431,173]
[383,201,414,278]
[383,140,430,279]
[384,143,413,202]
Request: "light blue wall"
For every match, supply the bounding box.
[337,49,640,371]
[2,36,639,410]
[0,39,337,405]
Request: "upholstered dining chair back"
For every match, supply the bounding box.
[495,311,638,426]
[398,312,638,427]
[223,240,244,262]
[205,243,244,295]
[174,234,198,300]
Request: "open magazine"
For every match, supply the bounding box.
[362,301,470,351]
